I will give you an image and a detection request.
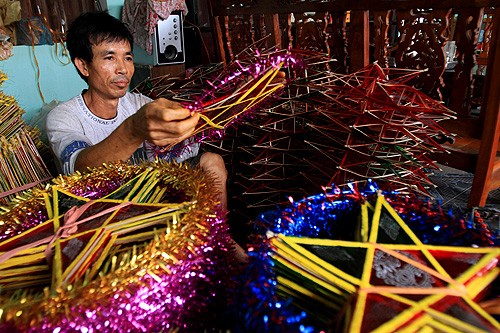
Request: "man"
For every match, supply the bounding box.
[46,11,243,258]
[46,10,227,200]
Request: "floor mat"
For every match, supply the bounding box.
[428,171,500,234]
[428,173,500,209]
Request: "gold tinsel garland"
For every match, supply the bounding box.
[0,160,235,332]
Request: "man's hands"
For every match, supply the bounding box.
[74,98,200,172]
[128,98,200,147]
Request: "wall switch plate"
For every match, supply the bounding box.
[153,11,185,65]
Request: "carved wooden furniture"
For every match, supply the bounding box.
[208,0,500,207]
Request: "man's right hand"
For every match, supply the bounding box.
[74,98,200,172]
[128,98,201,147]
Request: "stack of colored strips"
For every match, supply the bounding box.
[0,71,52,204]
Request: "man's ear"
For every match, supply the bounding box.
[74,58,89,77]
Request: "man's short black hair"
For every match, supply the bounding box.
[66,11,134,80]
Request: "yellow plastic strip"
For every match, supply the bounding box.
[273,257,347,299]
[393,314,432,333]
[275,234,361,288]
[360,286,464,296]
[359,202,369,242]
[465,267,499,299]
[349,290,368,333]
[454,249,500,286]
[277,276,343,309]
[380,196,451,279]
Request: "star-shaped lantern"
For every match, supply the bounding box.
[0,167,196,289]
[0,161,235,332]
[268,195,499,332]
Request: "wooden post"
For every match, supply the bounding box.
[469,7,500,207]
[349,10,370,72]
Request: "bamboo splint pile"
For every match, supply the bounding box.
[0,71,52,204]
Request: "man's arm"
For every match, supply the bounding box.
[74,98,200,172]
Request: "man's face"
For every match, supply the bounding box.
[84,39,135,99]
